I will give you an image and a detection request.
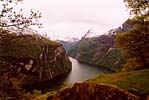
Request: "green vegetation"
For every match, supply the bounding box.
[34,1,149,99]
[116,19,149,71]
[57,40,79,51]
[33,69,149,100]
[78,38,103,63]
[0,29,72,99]
[96,48,125,72]
[0,61,43,100]
[68,34,125,72]
[86,69,149,94]
[116,0,149,71]
[0,0,148,99]
[0,29,59,59]
[68,42,79,58]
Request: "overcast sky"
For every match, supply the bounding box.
[22,0,129,40]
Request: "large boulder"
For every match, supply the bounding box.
[48,83,139,100]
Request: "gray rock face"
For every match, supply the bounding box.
[0,31,72,85]
[26,45,72,84]
[19,45,71,85]
[68,21,133,71]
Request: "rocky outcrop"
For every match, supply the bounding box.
[25,44,72,84]
[0,30,72,85]
[48,83,139,100]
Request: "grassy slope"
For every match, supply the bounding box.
[35,69,149,100]
[96,48,125,72]
[0,34,59,59]
[86,69,149,94]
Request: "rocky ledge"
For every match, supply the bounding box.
[47,83,139,100]
[0,29,72,85]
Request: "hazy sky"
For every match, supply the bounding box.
[22,0,129,40]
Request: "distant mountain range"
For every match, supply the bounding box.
[65,21,133,72]
[56,38,79,52]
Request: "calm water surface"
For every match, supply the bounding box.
[26,57,112,92]
[65,57,111,83]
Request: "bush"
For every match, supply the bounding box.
[122,58,144,72]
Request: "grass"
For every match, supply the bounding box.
[34,69,149,100]
[0,33,60,59]
[85,69,149,94]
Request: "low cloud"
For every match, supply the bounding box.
[22,0,129,40]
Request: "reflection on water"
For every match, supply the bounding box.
[65,57,111,83]
[25,57,112,92]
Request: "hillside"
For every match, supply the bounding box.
[68,22,133,72]
[96,48,125,72]
[0,28,72,85]
[67,41,80,58]
[57,39,79,51]
[86,69,149,95]
[35,69,149,100]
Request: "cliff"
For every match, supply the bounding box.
[68,22,133,71]
[0,29,72,85]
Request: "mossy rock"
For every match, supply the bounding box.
[48,83,139,100]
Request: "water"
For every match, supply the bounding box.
[25,57,112,92]
[65,57,111,83]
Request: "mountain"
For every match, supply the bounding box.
[68,22,133,72]
[0,28,72,85]
[56,39,79,51]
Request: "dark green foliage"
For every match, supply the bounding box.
[116,23,149,71]
[123,0,149,16]
[96,48,125,72]
[0,62,44,100]
[0,61,26,99]
[116,0,149,71]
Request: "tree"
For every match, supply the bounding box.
[124,0,148,15]
[116,0,149,71]
[0,0,42,30]
[123,0,149,32]
[0,0,42,99]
